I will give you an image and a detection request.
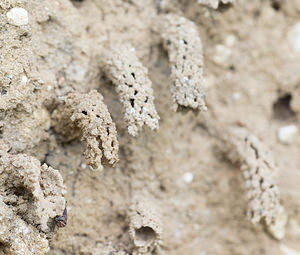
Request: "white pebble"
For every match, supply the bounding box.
[232,92,241,101]
[6,8,29,26]
[80,163,86,169]
[213,44,231,64]
[280,244,300,255]
[277,125,298,145]
[225,34,236,47]
[288,22,300,52]
[267,206,288,240]
[20,75,28,85]
[183,172,194,183]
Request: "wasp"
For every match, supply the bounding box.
[54,202,67,228]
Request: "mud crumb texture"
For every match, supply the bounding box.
[101,43,160,136]
[221,127,284,227]
[0,151,66,254]
[129,199,163,254]
[157,14,207,112]
[0,200,49,255]
[52,90,119,170]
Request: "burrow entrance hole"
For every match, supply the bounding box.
[135,226,157,245]
[70,0,84,8]
[272,93,296,120]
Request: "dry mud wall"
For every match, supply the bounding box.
[1,0,300,254]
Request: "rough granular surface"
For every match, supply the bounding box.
[157,13,207,111]
[0,151,66,254]
[129,199,163,254]
[0,200,49,255]
[220,126,287,239]
[1,0,300,254]
[101,43,160,136]
[52,90,119,170]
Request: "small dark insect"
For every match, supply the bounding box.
[54,202,67,228]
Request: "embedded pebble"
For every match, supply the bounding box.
[267,206,288,240]
[20,75,28,85]
[288,22,300,52]
[232,92,241,101]
[183,172,194,183]
[280,244,300,255]
[213,44,231,64]
[277,125,298,145]
[6,8,29,26]
[225,34,236,47]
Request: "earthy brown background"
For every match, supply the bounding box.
[1,0,300,254]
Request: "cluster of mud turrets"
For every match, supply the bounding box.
[0,0,207,253]
[0,0,294,254]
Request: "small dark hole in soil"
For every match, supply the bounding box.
[273,94,295,120]
[159,184,166,191]
[131,72,136,79]
[134,90,138,95]
[218,3,233,12]
[82,111,87,115]
[229,65,235,71]
[130,99,135,107]
[271,0,280,11]
[1,89,7,95]
[13,186,29,197]
[70,0,84,8]
[0,241,6,250]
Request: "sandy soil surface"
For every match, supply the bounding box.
[1,0,300,254]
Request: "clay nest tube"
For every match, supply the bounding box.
[0,151,66,255]
[100,42,160,136]
[156,13,207,112]
[220,126,287,239]
[52,90,119,170]
[129,199,163,254]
